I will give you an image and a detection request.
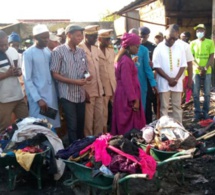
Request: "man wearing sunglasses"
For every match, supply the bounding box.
[153,25,187,123]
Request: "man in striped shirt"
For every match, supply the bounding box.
[0,30,28,132]
[51,24,91,144]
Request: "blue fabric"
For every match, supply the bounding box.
[134,45,156,111]
[22,46,60,128]
[8,32,21,43]
[139,27,150,35]
[56,136,96,159]
[0,140,9,149]
[193,74,211,119]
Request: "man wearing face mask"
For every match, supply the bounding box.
[190,24,215,122]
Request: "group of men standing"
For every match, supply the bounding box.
[0,21,214,144]
[152,23,214,123]
[0,23,116,146]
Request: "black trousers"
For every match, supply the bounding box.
[60,98,85,144]
[145,80,157,124]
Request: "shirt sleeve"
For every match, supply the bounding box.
[142,47,156,87]
[210,40,215,54]
[190,41,195,56]
[185,44,194,62]
[22,50,41,102]
[50,49,62,73]
[152,46,161,68]
[82,50,88,72]
[180,48,187,67]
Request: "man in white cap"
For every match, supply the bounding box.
[22,24,60,128]
[79,25,104,136]
[0,30,28,132]
[56,28,66,44]
[47,33,60,51]
[97,29,116,132]
[50,24,90,144]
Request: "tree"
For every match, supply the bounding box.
[100,9,120,21]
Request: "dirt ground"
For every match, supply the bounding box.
[1,92,215,195]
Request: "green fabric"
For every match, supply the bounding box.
[190,38,214,74]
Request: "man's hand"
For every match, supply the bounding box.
[133,99,140,112]
[149,61,153,68]
[75,79,87,86]
[168,78,177,87]
[85,91,90,103]
[187,79,193,89]
[38,99,48,112]
[152,87,157,94]
[6,67,22,77]
[132,56,138,63]
[200,67,206,77]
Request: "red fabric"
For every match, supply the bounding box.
[93,134,113,166]
[107,145,156,179]
[85,161,93,168]
[183,76,192,103]
[121,33,140,48]
[79,143,93,156]
[21,146,43,153]
[198,119,214,127]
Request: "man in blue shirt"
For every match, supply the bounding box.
[22,24,60,128]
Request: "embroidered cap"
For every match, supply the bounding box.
[49,33,60,42]
[33,24,49,36]
[56,28,65,36]
[84,25,99,35]
[98,29,113,38]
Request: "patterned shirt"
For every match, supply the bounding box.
[0,47,23,103]
[50,44,88,103]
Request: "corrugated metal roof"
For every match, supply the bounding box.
[114,0,156,15]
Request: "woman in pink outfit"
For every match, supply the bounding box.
[111,33,146,135]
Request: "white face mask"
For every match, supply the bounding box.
[196,32,204,39]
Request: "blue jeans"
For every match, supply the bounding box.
[193,74,211,119]
[60,98,85,144]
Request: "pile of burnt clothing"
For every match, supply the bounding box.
[59,133,157,179]
[141,116,197,152]
[56,136,96,162]
[0,117,65,180]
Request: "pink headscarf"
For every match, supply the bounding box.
[121,32,140,48]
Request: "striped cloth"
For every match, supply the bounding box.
[0,52,11,68]
[50,44,88,103]
[0,48,23,103]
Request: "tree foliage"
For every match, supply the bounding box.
[100,9,120,21]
